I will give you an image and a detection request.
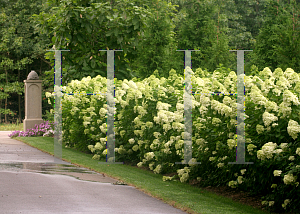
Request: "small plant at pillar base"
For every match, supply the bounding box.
[8,121,56,138]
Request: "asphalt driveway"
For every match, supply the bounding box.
[0,131,187,214]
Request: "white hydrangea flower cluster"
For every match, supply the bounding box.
[163,123,172,133]
[240,169,246,175]
[262,111,278,127]
[244,75,254,90]
[273,170,282,177]
[92,154,100,160]
[249,85,268,106]
[276,76,291,92]
[117,145,126,154]
[143,122,152,129]
[187,158,198,166]
[172,122,184,132]
[156,101,172,111]
[94,142,103,150]
[261,201,275,207]
[228,180,237,188]
[99,123,107,134]
[222,96,233,106]
[278,102,292,118]
[210,100,233,117]
[279,143,288,149]
[162,176,174,182]
[283,173,297,185]
[217,163,224,168]
[99,108,107,117]
[287,120,300,140]
[133,116,144,128]
[256,124,264,134]
[227,139,236,150]
[212,117,222,126]
[177,167,190,183]
[128,138,135,144]
[273,68,284,79]
[153,164,162,174]
[283,90,300,106]
[144,152,155,161]
[150,139,160,150]
[154,110,175,125]
[261,77,275,94]
[211,79,228,93]
[257,142,281,160]
[265,100,279,112]
[133,106,147,117]
[209,157,216,161]
[153,132,161,139]
[284,68,299,84]
[259,67,273,78]
[132,145,139,152]
[88,145,95,153]
[163,140,173,155]
[237,176,243,184]
[199,95,211,108]
[127,80,138,89]
[282,199,291,209]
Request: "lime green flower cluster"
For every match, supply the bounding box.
[177,167,190,183]
[257,142,283,161]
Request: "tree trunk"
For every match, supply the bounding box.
[0,99,2,123]
[217,11,219,44]
[5,69,7,123]
[18,68,21,122]
[5,96,7,123]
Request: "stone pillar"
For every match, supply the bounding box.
[23,70,44,132]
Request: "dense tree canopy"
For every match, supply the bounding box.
[248,0,300,72]
[1,0,300,123]
[0,0,52,123]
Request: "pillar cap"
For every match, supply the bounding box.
[27,70,39,80]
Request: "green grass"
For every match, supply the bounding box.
[11,135,271,214]
[0,121,23,131]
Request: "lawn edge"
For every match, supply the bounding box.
[14,136,270,214]
[14,137,199,214]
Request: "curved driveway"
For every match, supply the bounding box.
[0,131,187,214]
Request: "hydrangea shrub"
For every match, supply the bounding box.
[45,67,300,213]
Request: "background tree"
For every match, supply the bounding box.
[130,0,181,79]
[248,0,300,73]
[0,0,53,124]
[3,0,300,125]
[173,0,237,75]
[33,0,153,85]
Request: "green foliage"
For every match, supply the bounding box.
[0,7,30,119]
[248,0,300,73]
[0,0,53,123]
[31,0,300,87]
[33,0,152,83]
[130,0,182,79]
[174,0,237,74]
